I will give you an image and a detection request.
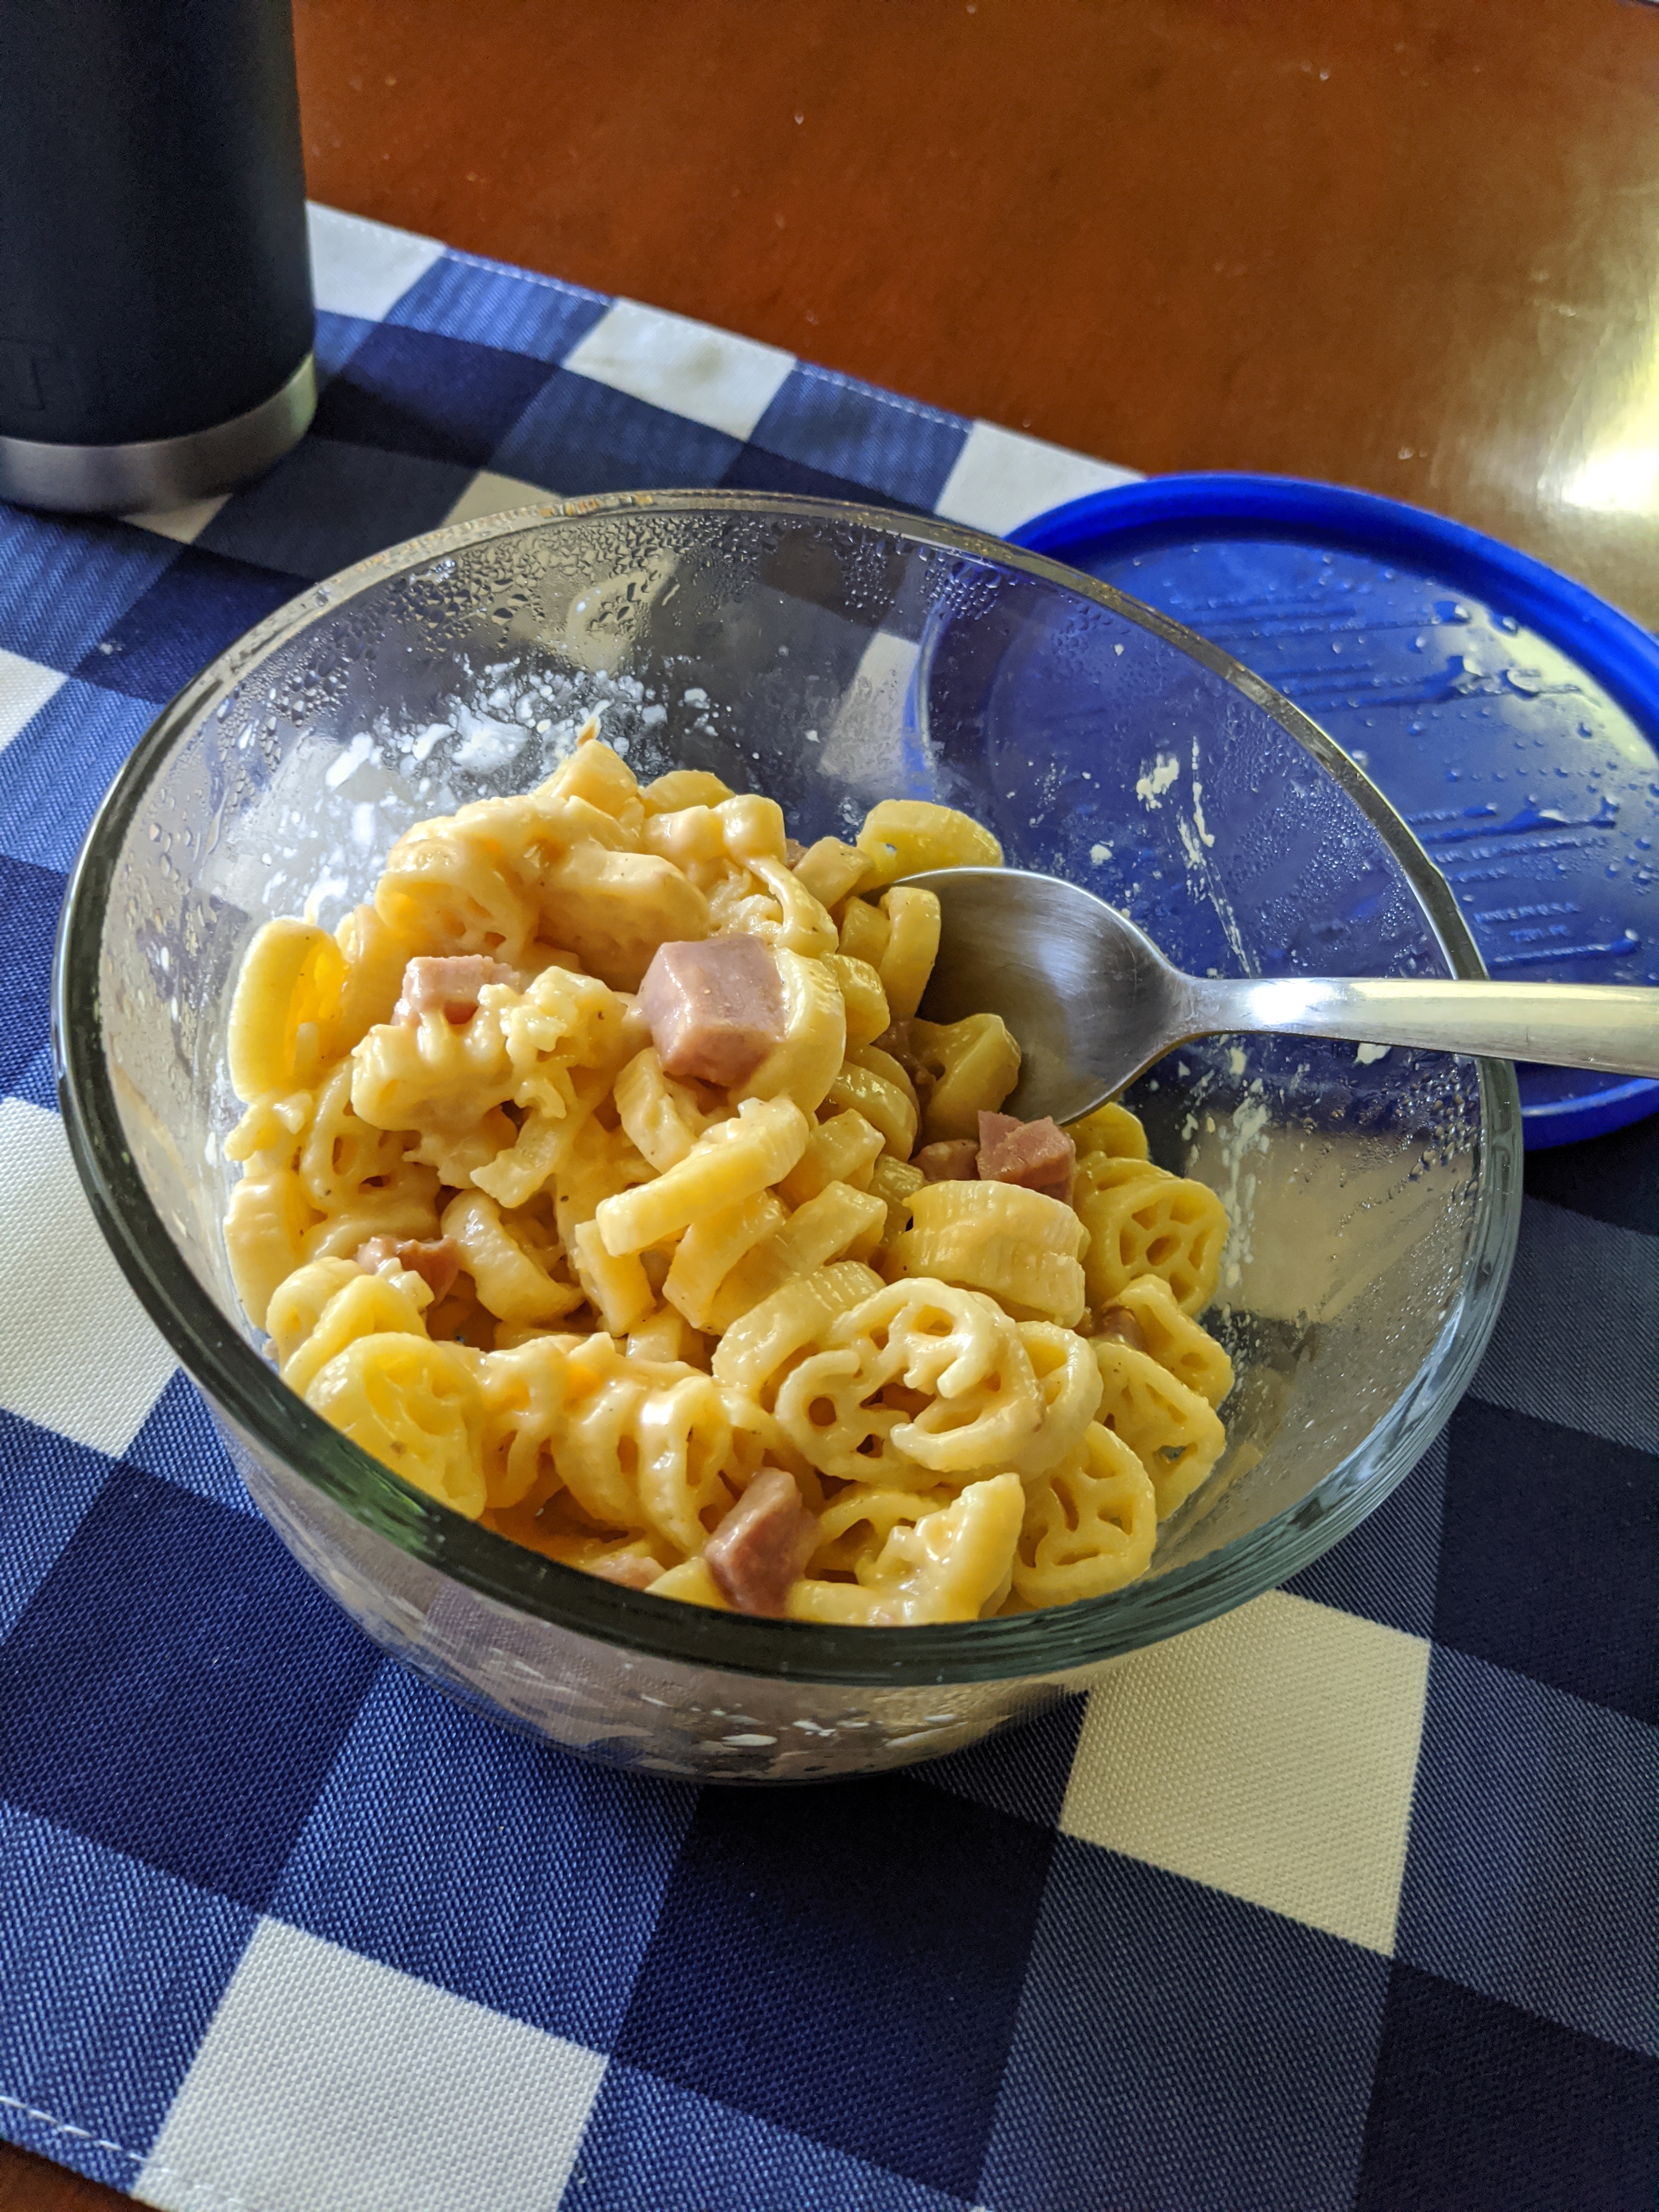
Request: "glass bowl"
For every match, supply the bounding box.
[53,492,1521,1782]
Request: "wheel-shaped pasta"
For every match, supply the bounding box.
[535,841,710,990]
[350,985,517,1134]
[542,727,644,820]
[741,851,839,957]
[874,885,941,1022]
[500,966,636,1115]
[301,1060,435,1215]
[299,1181,447,1265]
[375,827,537,966]
[263,1257,363,1368]
[477,1335,577,1510]
[640,766,736,815]
[663,1190,788,1332]
[792,1472,1024,1623]
[793,836,868,910]
[870,1471,1024,1620]
[648,1556,733,1610]
[891,1013,1021,1144]
[1076,1160,1229,1315]
[279,1266,432,1396]
[634,1373,747,1557]
[890,1178,1088,1327]
[1007,1320,1104,1475]
[703,1180,887,1334]
[716,792,790,865]
[227,918,346,1098]
[709,1260,885,1400]
[1091,1337,1227,1518]
[551,1121,657,1334]
[542,1335,655,1530]
[442,1189,584,1326]
[224,1088,310,1177]
[408,1107,523,1199]
[823,1047,919,1158]
[837,895,890,970]
[867,1153,925,1245]
[224,1169,321,1330]
[471,1103,579,1213]
[639,802,732,888]
[772,1277,1045,1483]
[540,1335,754,1546]
[1065,1101,1150,1164]
[613,1046,708,1172]
[824,952,891,1049]
[627,1306,711,1369]
[569,1221,657,1336]
[595,1096,809,1257]
[854,798,1003,887]
[304,1333,487,1517]
[330,902,417,1055]
[777,1108,884,1207]
[1099,1275,1234,1407]
[734,948,847,1116]
[1012,1422,1157,1607]
[808,1482,956,1578]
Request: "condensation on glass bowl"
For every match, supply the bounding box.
[57,491,1522,1783]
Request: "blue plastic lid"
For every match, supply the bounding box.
[1010,473,1659,1148]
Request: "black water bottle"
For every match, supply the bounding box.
[0,0,315,514]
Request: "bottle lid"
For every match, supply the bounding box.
[1011,473,1659,1147]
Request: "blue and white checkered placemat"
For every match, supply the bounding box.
[1,205,1654,2212]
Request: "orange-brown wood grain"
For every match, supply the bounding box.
[0,2142,132,2210]
[7,6,1659,2205]
[287,0,1659,621]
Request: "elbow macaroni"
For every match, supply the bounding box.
[223,729,1236,1622]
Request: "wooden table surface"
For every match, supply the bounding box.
[7,3,1658,2205]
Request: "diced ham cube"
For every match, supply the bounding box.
[784,836,809,868]
[588,1551,664,1590]
[354,1235,462,1301]
[393,954,518,1026]
[915,1138,980,1182]
[704,1467,817,1617]
[638,935,786,1090]
[976,1110,1077,1205]
[1092,1304,1148,1353]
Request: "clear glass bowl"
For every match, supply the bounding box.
[53,493,1521,1782]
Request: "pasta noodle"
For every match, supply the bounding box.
[889,1180,1088,1327]
[223,723,1235,1622]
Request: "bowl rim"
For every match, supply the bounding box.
[53,488,1522,1688]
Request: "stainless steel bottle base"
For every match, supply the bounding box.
[0,352,317,516]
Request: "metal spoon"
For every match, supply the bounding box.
[904,866,1659,1125]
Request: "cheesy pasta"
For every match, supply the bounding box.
[222,724,1234,1623]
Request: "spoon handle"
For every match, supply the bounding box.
[1201,976,1659,1077]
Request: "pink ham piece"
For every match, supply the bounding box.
[354,1236,462,1301]
[976,1110,1077,1205]
[915,1138,980,1182]
[393,955,518,1026]
[704,1467,817,1617]
[638,935,786,1089]
[588,1551,664,1591]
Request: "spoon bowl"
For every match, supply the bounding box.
[909,866,1659,1125]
